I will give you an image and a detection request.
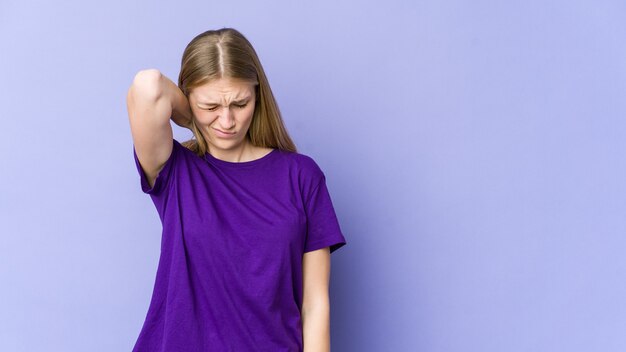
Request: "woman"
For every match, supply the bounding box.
[126,27,347,351]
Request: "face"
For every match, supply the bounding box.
[188,77,257,153]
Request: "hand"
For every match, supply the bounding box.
[169,86,194,130]
[172,115,192,130]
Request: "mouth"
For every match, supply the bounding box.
[213,127,236,137]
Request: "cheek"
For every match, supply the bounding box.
[243,105,256,121]
[192,111,213,124]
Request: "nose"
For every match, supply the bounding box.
[217,106,235,130]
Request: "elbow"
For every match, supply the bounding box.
[302,294,330,318]
[129,69,164,101]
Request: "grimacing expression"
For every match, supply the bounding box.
[189,78,257,148]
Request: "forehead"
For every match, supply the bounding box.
[192,78,255,102]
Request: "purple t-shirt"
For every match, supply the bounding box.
[131,138,347,351]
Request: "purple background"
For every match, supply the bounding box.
[1,0,625,351]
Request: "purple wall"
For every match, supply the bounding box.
[1,0,625,351]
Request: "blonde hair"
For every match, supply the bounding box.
[177,27,297,156]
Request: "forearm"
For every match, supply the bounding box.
[158,72,193,129]
[302,301,330,352]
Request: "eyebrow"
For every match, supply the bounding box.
[197,97,250,105]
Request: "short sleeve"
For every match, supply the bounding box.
[303,175,347,254]
[132,139,179,196]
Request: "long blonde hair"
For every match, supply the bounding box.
[177,27,297,156]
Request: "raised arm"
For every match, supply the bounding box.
[126,69,192,189]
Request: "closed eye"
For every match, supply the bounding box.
[202,103,247,111]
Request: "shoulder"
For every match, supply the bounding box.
[177,138,201,155]
[280,149,324,174]
[277,149,326,191]
[170,138,208,160]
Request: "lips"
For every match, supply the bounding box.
[213,128,236,138]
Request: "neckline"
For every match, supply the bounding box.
[204,148,278,168]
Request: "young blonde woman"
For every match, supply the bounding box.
[126,27,347,351]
